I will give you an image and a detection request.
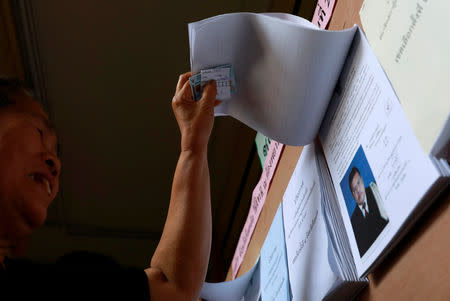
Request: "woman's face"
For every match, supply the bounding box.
[0,93,61,241]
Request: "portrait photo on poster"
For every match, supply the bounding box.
[340,145,389,258]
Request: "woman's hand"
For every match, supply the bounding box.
[172,72,221,154]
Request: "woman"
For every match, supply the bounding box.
[0,73,218,300]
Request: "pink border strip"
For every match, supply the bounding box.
[312,0,337,29]
[231,140,284,279]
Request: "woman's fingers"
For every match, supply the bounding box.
[176,72,191,93]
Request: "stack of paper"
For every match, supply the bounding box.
[315,146,359,282]
[188,12,356,145]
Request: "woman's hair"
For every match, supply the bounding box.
[0,76,30,109]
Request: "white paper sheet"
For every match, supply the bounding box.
[360,0,450,155]
[189,13,357,145]
[282,144,340,301]
[260,204,290,301]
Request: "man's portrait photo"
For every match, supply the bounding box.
[340,146,389,258]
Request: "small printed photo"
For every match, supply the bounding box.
[339,145,389,258]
